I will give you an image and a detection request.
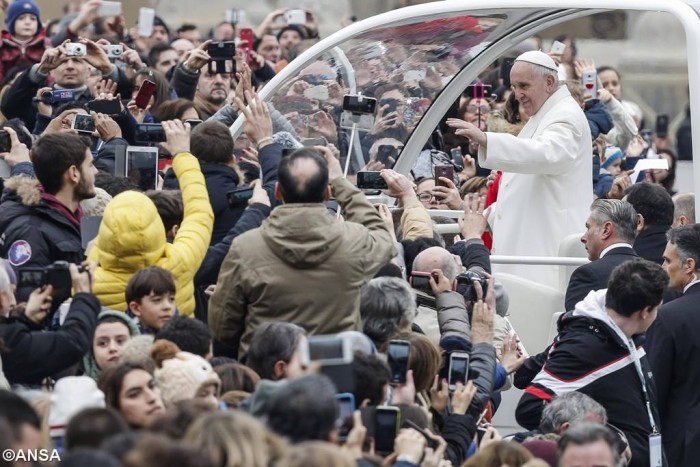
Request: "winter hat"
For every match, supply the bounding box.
[119,334,156,373]
[48,376,105,438]
[6,1,42,36]
[151,340,220,407]
[80,187,113,217]
[276,24,307,42]
[602,145,623,170]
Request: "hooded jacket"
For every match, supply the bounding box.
[89,152,214,316]
[0,177,84,301]
[516,290,663,467]
[208,177,396,357]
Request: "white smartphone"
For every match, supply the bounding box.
[550,40,566,55]
[581,70,598,100]
[285,9,306,25]
[125,146,159,191]
[448,351,470,391]
[0,159,10,179]
[225,9,245,24]
[298,334,354,367]
[97,1,122,17]
[404,70,426,81]
[138,8,155,37]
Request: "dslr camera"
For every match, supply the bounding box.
[456,270,488,302]
[18,261,83,292]
[65,43,87,57]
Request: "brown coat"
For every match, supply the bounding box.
[208,177,396,357]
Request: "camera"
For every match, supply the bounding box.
[105,44,123,58]
[39,89,76,105]
[65,43,87,57]
[456,270,488,302]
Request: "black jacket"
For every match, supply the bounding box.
[633,225,670,265]
[163,143,281,245]
[0,293,100,385]
[564,245,638,311]
[644,282,700,467]
[0,177,84,302]
[516,291,663,467]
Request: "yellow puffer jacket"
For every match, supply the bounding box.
[89,152,214,316]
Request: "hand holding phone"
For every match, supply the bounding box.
[356,171,388,190]
[134,79,156,109]
[387,340,411,385]
[434,165,454,188]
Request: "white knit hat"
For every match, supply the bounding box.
[515,50,558,72]
[48,376,105,437]
[154,352,221,407]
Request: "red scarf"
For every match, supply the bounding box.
[40,191,83,230]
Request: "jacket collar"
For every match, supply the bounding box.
[519,86,572,137]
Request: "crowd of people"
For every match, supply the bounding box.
[0,1,696,467]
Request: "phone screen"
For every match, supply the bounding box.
[309,338,345,361]
[226,187,254,207]
[126,149,158,191]
[356,171,388,190]
[73,114,96,134]
[0,131,11,152]
[656,115,669,138]
[376,145,397,167]
[17,268,45,290]
[375,409,399,453]
[343,95,377,115]
[135,124,166,144]
[449,354,470,389]
[387,341,410,384]
[335,393,356,440]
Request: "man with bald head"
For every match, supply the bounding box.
[448,50,592,287]
[209,147,396,357]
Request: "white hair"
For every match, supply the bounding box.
[527,62,559,86]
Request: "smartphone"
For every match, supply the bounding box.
[550,40,566,55]
[356,171,388,190]
[226,186,254,207]
[448,351,470,391]
[72,114,96,134]
[88,99,121,115]
[374,406,401,454]
[225,9,245,24]
[335,393,356,442]
[434,165,454,188]
[0,159,9,178]
[402,419,439,449]
[376,145,397,167]
[81,216,102,250]
[410,271,435,295]
[387,340,411,385]
[581,71,597,100]
[184,119,203,130]
[125,146,159,191]
[285,9,306,25]
[238,28,255,56]
[656,114,669,138]
[0,130,11,153]
[134,79,156,109]
[450,147,464,170]
[138,8,155,37]
[209,41,236,60]
[134,124,166,144]
[301,137,326,148]
[404,69,426,81]
[298,334,353,367]
[465,83,492,100]
[97,1,122,17]
[499,57,515,87]
[342,95,377,115]
[476,426,488,445]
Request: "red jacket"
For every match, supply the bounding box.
[0,30,48,84]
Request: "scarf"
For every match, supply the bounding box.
[40,191,82,230]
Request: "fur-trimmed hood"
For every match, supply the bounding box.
[1,176,42,206]
[487,112,526,136]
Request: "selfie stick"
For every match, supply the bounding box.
[343,121,357,179]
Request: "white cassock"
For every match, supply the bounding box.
[478,86,592,288]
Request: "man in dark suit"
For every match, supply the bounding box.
[565,199,638,310]
[624,182,673,265]
[645,225,700,467]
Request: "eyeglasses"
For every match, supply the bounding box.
[417,192,435,202]
[466,105,491,114]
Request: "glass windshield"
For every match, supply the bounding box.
[265,13,506,174]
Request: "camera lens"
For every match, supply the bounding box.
[41,91,54,104]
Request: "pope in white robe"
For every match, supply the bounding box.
[448,51,592,288]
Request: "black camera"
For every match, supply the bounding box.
[456,270,488,302]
